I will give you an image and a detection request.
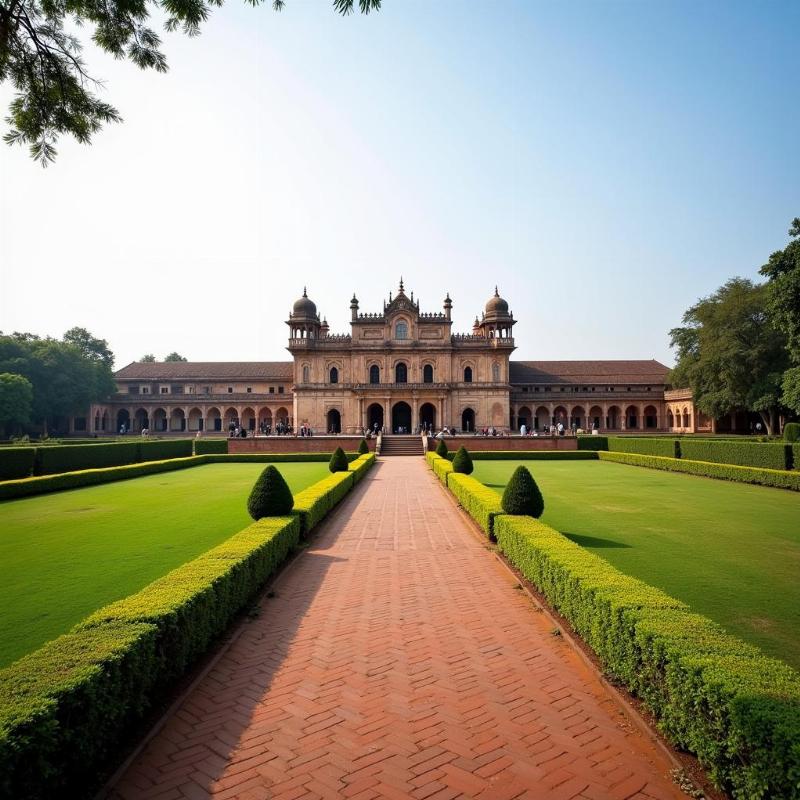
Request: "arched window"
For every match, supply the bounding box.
[464,366,473,383]
[492,363,500,382]
[395,321,408,340]
[395,362,408,384]
[329,367,338,384]
[369,364,380,384]
[302,365,310,383]
[423,364,433,384]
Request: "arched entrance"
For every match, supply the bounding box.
[134,408,149,432]
[367,403,384,433]
[517,406,532,430]
[116,409,130,433]
[327,408,341,433]
[461,407,475,432]
[392,401,412,433]
[419,402,436,431]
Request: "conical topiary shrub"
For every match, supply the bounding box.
[435,438,448,458]
[451,446,473,475]
[247,465,294,520]
[329,446,349,473]
[358,438,369,455]
[501,465,544,518]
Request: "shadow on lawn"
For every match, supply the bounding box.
[563,531,632,549]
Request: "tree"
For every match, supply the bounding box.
[501,466,544,518]
[760,218,800,415]
[435,438,448,458]
[139,354,156,362]
[357,438,369,455]
[670,278,789,433]
[63,327,113,368]
[164,352,187,362]
[451,446,473,474]
[0,330,117,432]
[1,0,382,166]
[247,465,293,519]
[0,372,33,434]
[329,446,349,473]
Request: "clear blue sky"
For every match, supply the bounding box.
[0,0,797,367]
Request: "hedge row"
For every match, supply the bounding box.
[0,457,207,502]
[0,440,196,478]
[446,471,503,537]
[0,447,36,480]
[193,438,229,455]
[444,450,598,461]
[492,514,800,799]
[579,435,794,470]
[0,515,300,798]
[679,439,791,470]
[607,436,679,458]
[0,456,377,799]
[426,450,453,484]
[290,453,374,534]
[350,452,376,484]
[205,452,359,464]
[599,451,800,491]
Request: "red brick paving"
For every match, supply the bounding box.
[108,458,685,800]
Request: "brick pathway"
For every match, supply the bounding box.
[108,458,685,800]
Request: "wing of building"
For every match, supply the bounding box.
[77,281,708,436]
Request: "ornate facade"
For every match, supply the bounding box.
[83,281,676,436]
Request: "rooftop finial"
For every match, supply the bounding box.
[303,286,308,297]
[494,286,499,297]
[399,276,404,292]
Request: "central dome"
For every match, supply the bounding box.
[293,287,317,318]
[485,287,509,316]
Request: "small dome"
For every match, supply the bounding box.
[485,286,509,316]
[293,287,317,317]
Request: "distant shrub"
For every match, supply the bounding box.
[784,422,800,443]
[329,447,349,473]
[501,465,544,518]
[0,447,36,480]
[435,439,448,458]
[576,435,608,451]
[357,438,369,455]
[247,465,293,519]
[451,446,473,474]
[193,438,228,455]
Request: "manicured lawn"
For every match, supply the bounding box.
[474,459,800,669]
[0,462,328,668]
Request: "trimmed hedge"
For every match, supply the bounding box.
[607,436,679,458]
[0,515,300,798]
[492,514,800,799]
[193,438,228,455]
[599,451,800,491]
[678,439,791,471]
[204,452,359,463]
[426,451,453,485]
[35,442,141,475]
[576,435,608,451]
[349,452,375,484]
[445,450,598,461]
[137,439,193,462]
[292,471,355,536]
[447,473,504,537]
[0,447,36,480]
[0,457,206,502]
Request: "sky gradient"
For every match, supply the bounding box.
[1,0,798,368]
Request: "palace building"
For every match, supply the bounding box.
[83,281,689,436]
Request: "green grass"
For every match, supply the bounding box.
[0,462,328,668]
[474,459,800,670]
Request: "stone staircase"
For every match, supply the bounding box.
[379,435,425,456]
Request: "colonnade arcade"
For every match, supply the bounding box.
[99,405,294,433]
[511,402,662,431]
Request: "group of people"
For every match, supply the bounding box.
[519,422,569,436]
[227,419,294,438]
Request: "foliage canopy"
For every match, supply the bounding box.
[0,0,381,164]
